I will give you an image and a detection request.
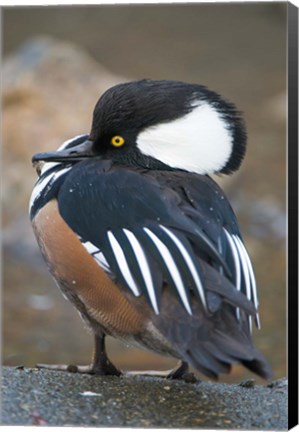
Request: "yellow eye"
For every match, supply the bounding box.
[111,135,125,147]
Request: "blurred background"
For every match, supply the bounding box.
[3,3,286,383]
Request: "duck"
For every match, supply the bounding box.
[30,79,271,380]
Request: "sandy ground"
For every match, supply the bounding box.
[2,367,288,428]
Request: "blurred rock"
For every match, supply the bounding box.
[3,37,126,259]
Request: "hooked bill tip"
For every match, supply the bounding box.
[32,159,44,176]
[32,152,52,164]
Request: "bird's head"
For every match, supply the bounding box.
[32,79,247,175]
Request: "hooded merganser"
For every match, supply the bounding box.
[30,79,271,380]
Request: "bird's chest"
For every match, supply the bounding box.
[31,199,144,337]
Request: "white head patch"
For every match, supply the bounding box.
[136,102,233,174]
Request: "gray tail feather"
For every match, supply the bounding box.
[154,259,272,380]
[181,320,272,379]
[155,297,272,380]
[182,332,272,380]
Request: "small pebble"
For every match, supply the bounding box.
[80,391,102,397]
[182,372,198,384]
[15,365,24,371]
[239,379,255,388]
[67,365,78,373]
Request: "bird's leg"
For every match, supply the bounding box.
[89,332,121,376]
[167,361,198,382]
[36,332,121,376]
[166,360,189,379]
[125,360,197,382]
